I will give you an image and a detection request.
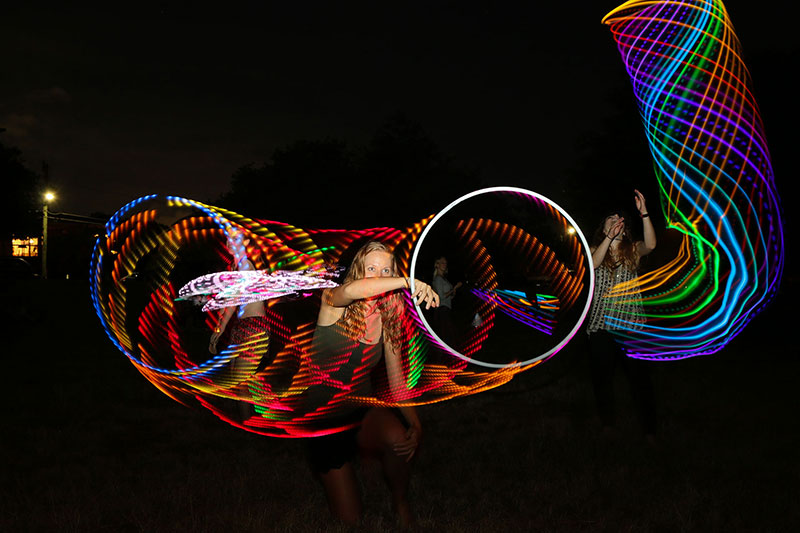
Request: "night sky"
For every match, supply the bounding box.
[2,2,797,224]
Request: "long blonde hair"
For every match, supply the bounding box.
[338,241,406,348]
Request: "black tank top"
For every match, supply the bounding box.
[300,319,383,427]
[309,320,383,395]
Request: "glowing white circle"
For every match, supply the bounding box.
[409,186,595,368]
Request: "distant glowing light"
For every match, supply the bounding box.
[12,237,39,257]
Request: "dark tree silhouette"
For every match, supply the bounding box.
[563,91,657,234]
[357,113,481,228]
[0,139,41,239]
[217,114,481,229]
[216,138,355,228]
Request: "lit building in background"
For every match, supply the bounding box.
[12,237,39,257]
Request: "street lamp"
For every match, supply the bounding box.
[42,191,56,279]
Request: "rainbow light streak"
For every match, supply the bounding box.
[91,194,590,437]
[602,0,784,359]
[471,288,559,335]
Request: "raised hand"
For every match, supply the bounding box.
[607,218,625,240]
[634,189,648,215]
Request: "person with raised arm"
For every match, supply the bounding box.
[586,189,658,441]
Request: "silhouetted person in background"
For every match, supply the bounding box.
[430,256,462,346]
[586,189,658,441]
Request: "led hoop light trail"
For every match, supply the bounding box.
[602,0,784,359]
[409,187,595,368]
[92,193,593,437]
[90,1,781,439]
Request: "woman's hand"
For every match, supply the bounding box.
[634,189,648,215]
[410,279,439,309]
[446,281,463,298]
[607,218,625,240]
[209,330,222,354]
[393,424,422,462]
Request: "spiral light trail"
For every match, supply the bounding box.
[602,0,784,359]
[91,192,591,436]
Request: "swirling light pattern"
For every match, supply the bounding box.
[177,267,341,311]
[471,289,559,336]
[602,0,784,359]
[91,190,592,436]
[409,187,592,368]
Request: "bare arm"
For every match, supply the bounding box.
[327,277,440,309]
[634,189,657,256]
[317,277,439,326]
[328,277,409,307]
[592,220,623,268]
[209,305,236,354]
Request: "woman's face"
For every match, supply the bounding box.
[435,258,447,274]
[363,250,394,279]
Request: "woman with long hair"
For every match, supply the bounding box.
[307,240,438,525]
[208,229,267,354]
[587,189,657,439]
[208,228,269,421]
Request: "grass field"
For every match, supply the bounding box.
[2,278,798,531]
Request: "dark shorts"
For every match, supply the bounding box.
[304,408,408,473]
[305,422,363,474]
